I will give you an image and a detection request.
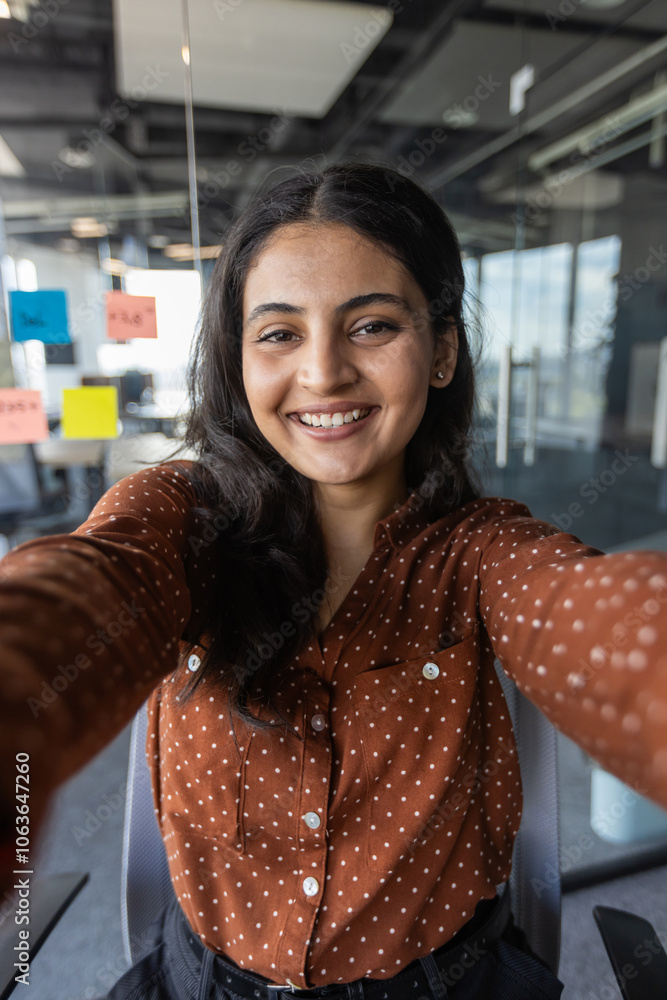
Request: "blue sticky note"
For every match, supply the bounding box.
[9,290,71,344]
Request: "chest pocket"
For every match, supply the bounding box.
[158,644,250,867]
[353,627,480,871]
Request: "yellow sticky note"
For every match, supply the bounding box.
[62,386,119,439]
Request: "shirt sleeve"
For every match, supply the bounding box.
[0,460,197,885]
[475,498,667,810]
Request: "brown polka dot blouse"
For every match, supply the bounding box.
[1,460,667,988]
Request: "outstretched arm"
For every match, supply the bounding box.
[0,460,199,892]
[476,499,667,809]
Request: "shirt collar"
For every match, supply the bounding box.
[373,487,432,553]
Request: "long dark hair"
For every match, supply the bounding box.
[173,161,481,736]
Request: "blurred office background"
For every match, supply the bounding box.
[1,0,667,996]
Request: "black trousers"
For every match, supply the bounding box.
[106,895,564,1000]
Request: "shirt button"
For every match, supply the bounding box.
[303,811,321,829]
[302,876,319,896]
[311,713,326,732]
[422,661,440,679]
[188,654,201,672]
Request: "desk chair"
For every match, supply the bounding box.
[0,443,88,551]
[2,669,666,999]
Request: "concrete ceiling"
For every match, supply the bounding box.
[0,0,665,255]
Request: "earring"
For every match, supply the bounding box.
[436,371,445,380]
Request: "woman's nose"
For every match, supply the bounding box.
[296,331,359,394]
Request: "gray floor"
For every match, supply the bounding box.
[560,868,667,1000]
[2,721,665,1000]
[557,732,667,999]
[20,723,133,1000]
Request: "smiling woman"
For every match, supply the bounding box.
[4,162,667,1000]
[176,163,479,721]
[239,221,459,635]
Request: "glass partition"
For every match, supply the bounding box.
[1,7,667,989]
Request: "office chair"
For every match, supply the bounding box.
[0,442,98,552]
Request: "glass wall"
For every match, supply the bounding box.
[445,3,667,883]
[1,1,667,994]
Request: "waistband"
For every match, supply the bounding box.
[177,888,511,1000]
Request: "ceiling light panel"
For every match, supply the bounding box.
[113,0,392,118]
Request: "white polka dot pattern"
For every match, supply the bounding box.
[3,461,667,990]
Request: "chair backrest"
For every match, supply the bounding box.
[0,443,42,518]
[120,701,176,964]
[495,661,561,975]
[122,674,562,972]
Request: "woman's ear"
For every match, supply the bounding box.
[429,316,458,388]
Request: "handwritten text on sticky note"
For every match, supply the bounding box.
[62,386,119,439]
[105,291,158,340]
[9,290,71,344]
[0,389,49,444]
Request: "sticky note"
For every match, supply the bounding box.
[61,386,119,439]
[0,389,49,444]
[9,290,71,344]
[105,291,158,340]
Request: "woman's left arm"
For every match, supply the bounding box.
[476,499,667,809]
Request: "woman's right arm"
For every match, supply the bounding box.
[0,460,200,893]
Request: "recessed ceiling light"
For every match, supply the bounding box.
[59,146,96,169]
[101,257,128,276]
[442,108,479,128]
[579,0,627,8]
[71,217,109,238]
[163,244,221,260]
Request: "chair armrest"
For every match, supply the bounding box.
[0,872,89,1000]
[593,904,667,1000]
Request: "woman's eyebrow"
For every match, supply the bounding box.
[336,293,412,316]
[244,301,303,329]
[244,293,412,330]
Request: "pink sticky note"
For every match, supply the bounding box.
[105,291,158,340]
[0,389,49,444]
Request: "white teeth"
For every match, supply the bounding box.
[298,407,372,427]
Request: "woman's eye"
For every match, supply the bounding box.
[355,321,399,336]
[256,320,399,343]
[257,329,296,343]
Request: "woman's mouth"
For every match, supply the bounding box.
[288,406,379,438]
[296,406,372,427]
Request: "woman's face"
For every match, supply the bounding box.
[241,222,457,493]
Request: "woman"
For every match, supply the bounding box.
[2,162,667,999]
